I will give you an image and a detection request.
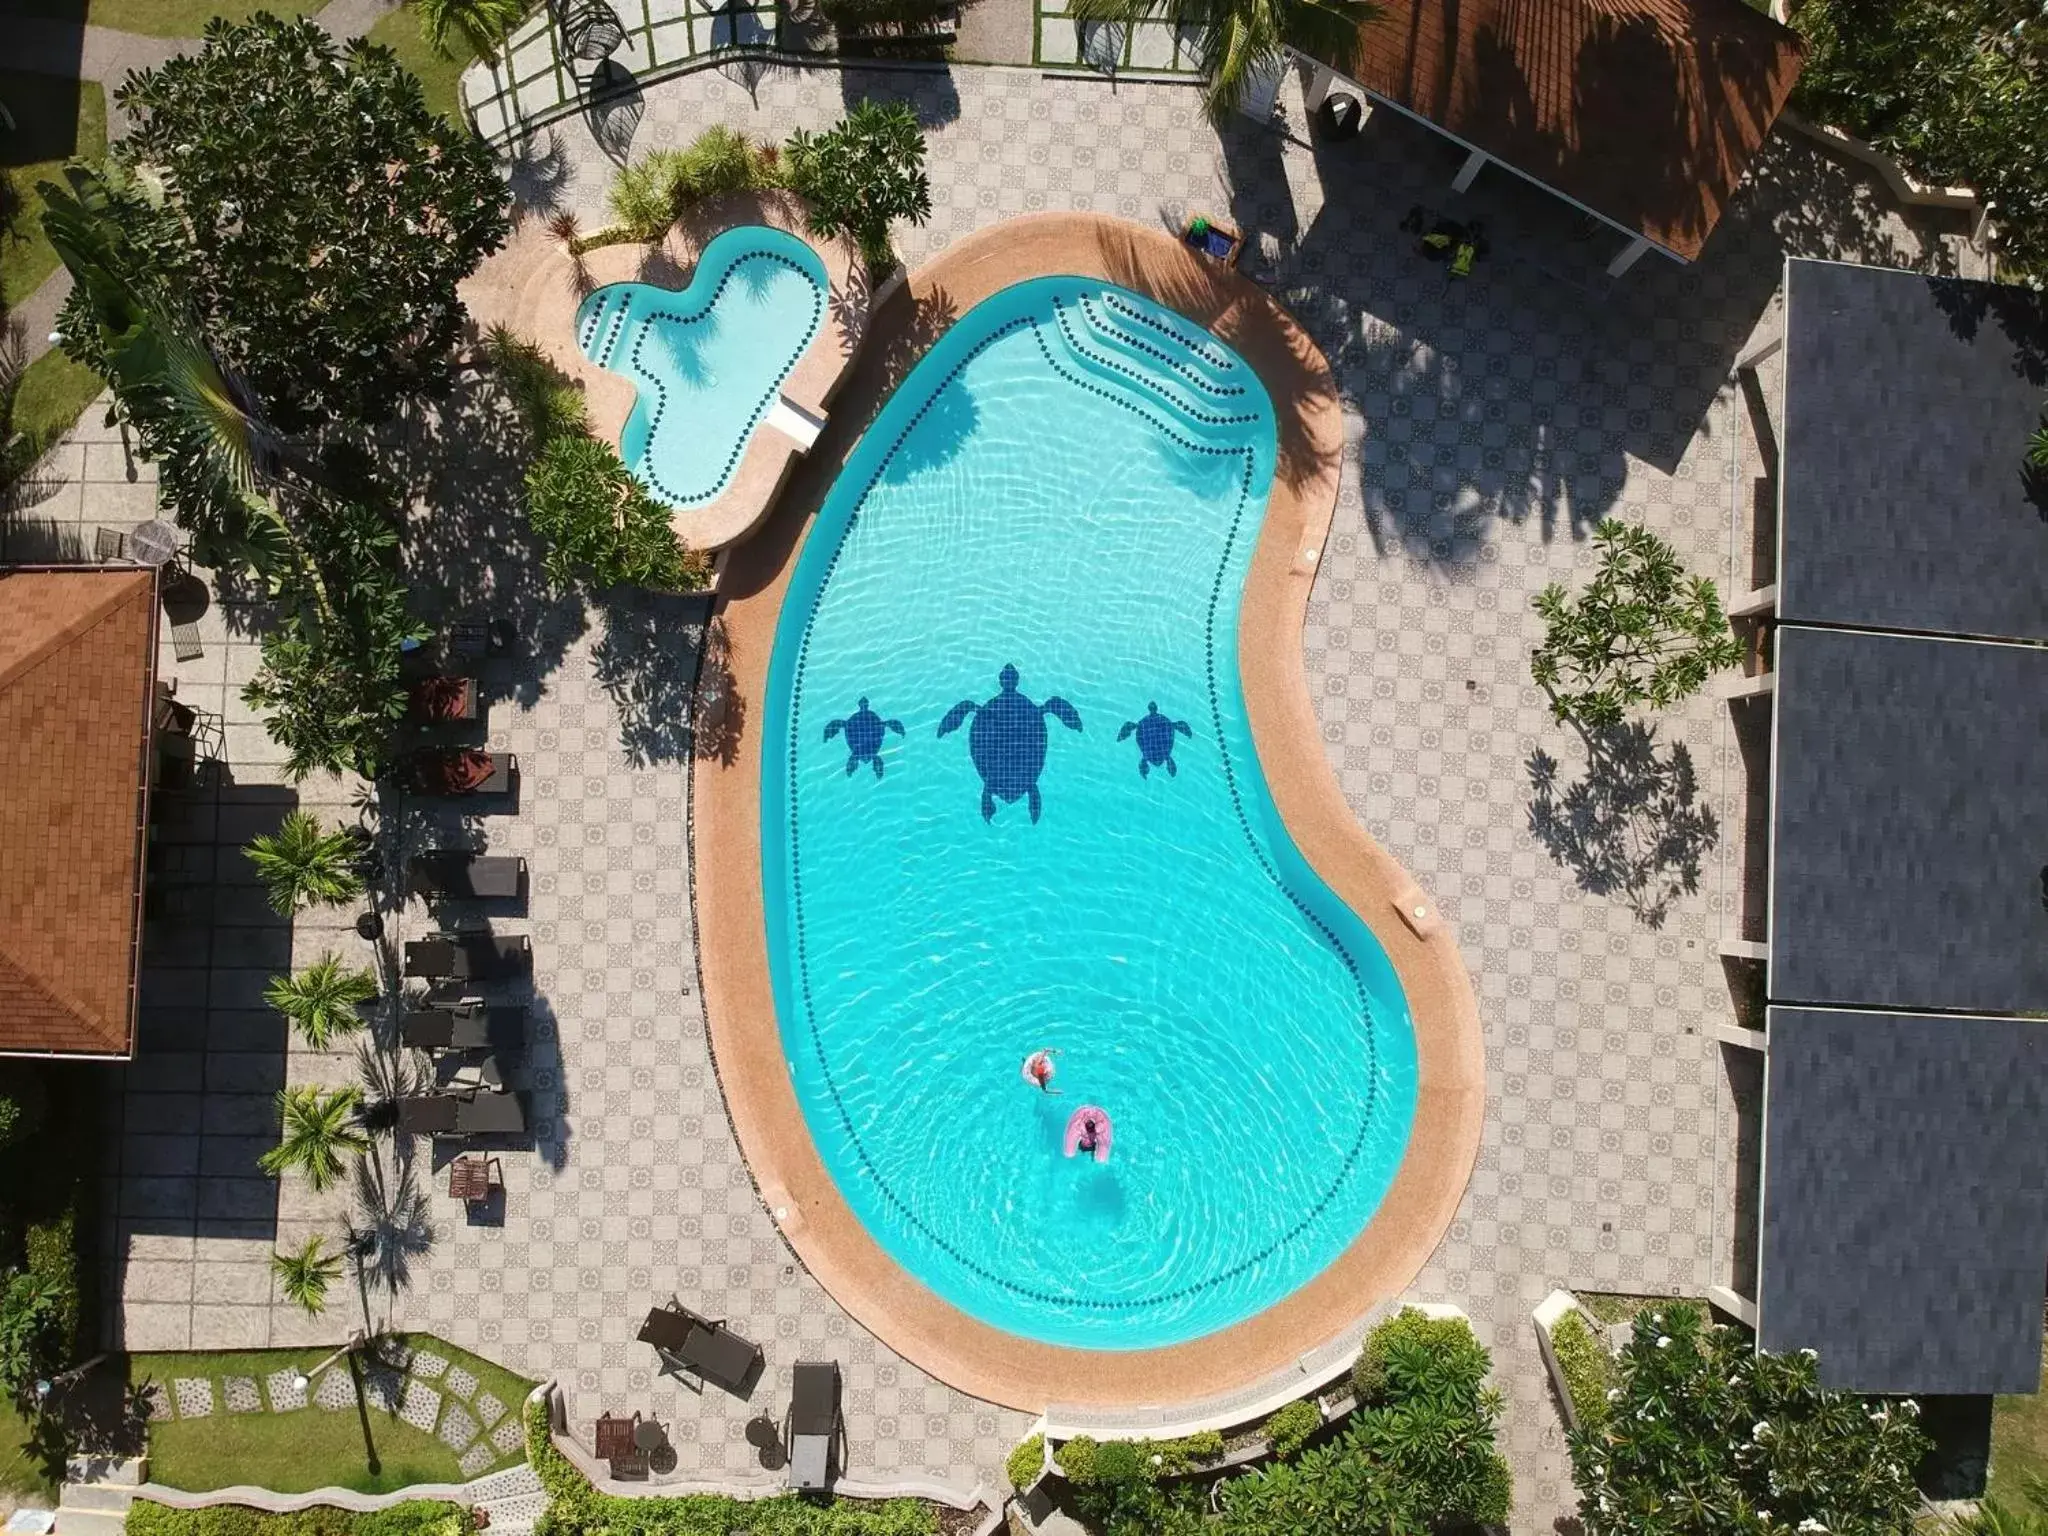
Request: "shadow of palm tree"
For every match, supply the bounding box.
[1526,720,1716,928]
[591,588,717,767]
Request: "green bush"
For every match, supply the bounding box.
[23,1211,78,1355]
[483,325,588,445]
[1547,1308,1613,1433]
[1262,1397,1320,1459]
[524,434,712,594]
[1351,1306,1488,1405]
[127,1502,464,1536]
[1055,1434,1097,1483]
[1004,1433,1043,1490]
[1058,1429,1223,1485]
[526,1399,936,1536]
[605,127,781,241]
[0,1066,48,1152]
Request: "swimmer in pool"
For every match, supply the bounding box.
[1021,1048,1062,1094]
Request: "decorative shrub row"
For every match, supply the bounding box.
[1058,1429,1224,1484]
[602,127,786,245]
[1004,1432,1044,1491]
[526,1400,937,1536]
[1260,1398,1321,1459]
[1546,1307,1614,1432]
[127,1501,468,1536]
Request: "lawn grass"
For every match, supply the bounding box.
[1575,1291,1712,1327]
[363,6,478,125]
[1,72,108,309]
[4,0,308,38]
[10,348,106,451]
[1989,1333,2048,1507]
[133,1336,535,1495]
[0,1398,61,1503]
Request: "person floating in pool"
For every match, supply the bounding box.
[1020,1048,1062,1094]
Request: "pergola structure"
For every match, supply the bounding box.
[1266,0,1806,275]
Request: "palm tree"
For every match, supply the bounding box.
[265,955,377,1049]
[259,1085,370,1192]
[271,1235,345,1316]
[1066,0,1378,121]
[245,811,366,917]
[407,0,527,63]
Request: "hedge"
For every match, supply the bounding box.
[526,1401,936,1536]
[1351,1307,1488,1405]
[1004,1433,1043,1491]
[1262,1398,1321,1459]
[127,1501,466,1536]
[1057,1429,1223,1485]
[1548,1308,1614,1433]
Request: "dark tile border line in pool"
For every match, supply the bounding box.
[775,289,1396,1322]
[692,212,1486,1413]
[1075,290,1250,397]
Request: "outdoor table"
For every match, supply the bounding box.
[129,520,182,568]
[633,1418,665,1454]
[593,1415,636,1462]
[447,1156,495,1202]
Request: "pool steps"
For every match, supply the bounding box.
[1041,288,1266,446]
[765,394,825,451]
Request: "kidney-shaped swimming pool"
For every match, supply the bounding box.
[762,276,1417,1349]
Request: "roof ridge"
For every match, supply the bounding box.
[0,571,153,699]
[0,940,126,1055]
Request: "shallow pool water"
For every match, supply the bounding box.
[575,224,825,509]
[761,277,1417,1349]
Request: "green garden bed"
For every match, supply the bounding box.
[133,1337,535,1495]
[1990,1333,2048,1506]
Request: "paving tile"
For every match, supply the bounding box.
[223,1375,263,1412]
[438,1401,480,1451]
[474,1389,506,1427]
[400,1379,442,1432]
[172,1378,213,1418]
[266,1368,308,1410]
[459,1442,497,1478]
[491,1414,526,1455]
[313,1367,357,1410]
[412,1350,450,1382]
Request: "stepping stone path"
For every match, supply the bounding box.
[144,1346,530,1482]
[266,1369,307,1411]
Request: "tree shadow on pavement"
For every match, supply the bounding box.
[1527,720,1717,929]
[591,589,718,768]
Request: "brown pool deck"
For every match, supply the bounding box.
[693,211,1485,1412]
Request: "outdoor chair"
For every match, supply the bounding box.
[446,1155,502,1205]
[401,1004,526,1055]
[95,527,129,563]
[403,933,533,981]
[409,852,526,901]
[785,1360,842,1492]
[396,1095,462,1135]
[406,749,516,797]
[406,675,479,726]
[170,620,204,662]
[638,1302,762,1395]
[456,1089,527,1136]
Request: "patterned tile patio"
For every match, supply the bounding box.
[49,49,1984,1532]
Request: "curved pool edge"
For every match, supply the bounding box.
[692,212,1485,1412]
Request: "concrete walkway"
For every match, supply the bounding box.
[7,0,400,374]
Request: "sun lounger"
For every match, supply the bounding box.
[785,1360,841,1491]
[456,1090,527,1135]
[406,676,479,724]
[410,852,526,900]
[407,749,516,797]
[396,1095,461,1135]
[401,1004,527,1054]
[403,933,533,981]
[639,1302,761,1395]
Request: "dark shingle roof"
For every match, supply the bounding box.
[1780,259,2048,642]
[0,569,157,1057]
[1759,1006,2048,1394]
[1768,624,2048,1016]
[1325,0,1805,261]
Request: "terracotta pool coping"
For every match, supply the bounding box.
[692,212,1485,1412]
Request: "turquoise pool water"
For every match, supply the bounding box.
[762,277,1418,1349]
[575,224,826,509]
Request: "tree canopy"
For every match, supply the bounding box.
[787,100,933,271]
[111,13,510,431]
[1066,0,1378,122]
[1569,1303,1929,1536]
[1793,0,2048,274]
[1530,519,1742,731]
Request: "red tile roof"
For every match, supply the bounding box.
[0,569,158,1057]
[1326,0,1806,260]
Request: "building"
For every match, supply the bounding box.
[1719,257,2048,1394]
[0,566,162,1060]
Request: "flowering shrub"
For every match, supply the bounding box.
[1567,1303,1928,1536]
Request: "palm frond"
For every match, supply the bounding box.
[259,1085,370,1192]
[270,1235,344,1316]
[244,810,366,916]
[265,955,377,1049]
